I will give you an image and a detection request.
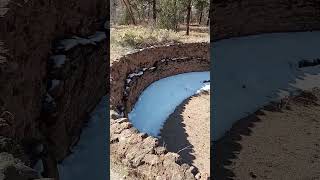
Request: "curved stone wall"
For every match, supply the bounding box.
[110,42,209,179]
[0,0,108,142]
[211,0,320,41]
[1,0,108,178]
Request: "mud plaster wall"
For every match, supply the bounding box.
[0,0,108,162]
[211,0,320,41]
[110,43,209,113]
[110,43,209,179]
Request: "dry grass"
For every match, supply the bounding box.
[110,25,209,62]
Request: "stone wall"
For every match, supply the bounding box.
[110,43,209,179]
[43,32,107,161]
[0,0,107,141]
[110,43,209,114]
[0,0,108,178]
[211,0,320,41]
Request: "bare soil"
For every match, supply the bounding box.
[213,88,320,180]
[160,92,210,179]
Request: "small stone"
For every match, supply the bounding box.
[119,128,135,140]
[110,110,120,120]
[115,118,129,124]
[110,123,125,134]
[195,173,201,179]
[185,165,196,174]
[164,152,180,163]
[156,176,166,180]
[110,136,119,144]
[143,136,158,147]
[127,134,143,144]
[143,154,160,165]
[155,146,167,155]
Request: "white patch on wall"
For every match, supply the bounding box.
[50,55,66,68]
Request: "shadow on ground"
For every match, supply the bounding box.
[159,95,196,167]
[212,111,263,180]
[212,89,320,180]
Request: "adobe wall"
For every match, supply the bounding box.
[0,0,108,177]
[211,0,320,41]
[110,42,210,179]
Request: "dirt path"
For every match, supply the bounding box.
[160,92,210,179]
[213,88,320,180]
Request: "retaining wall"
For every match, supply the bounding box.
[0,0,108,178]
[211,0,320,41]
[110,42,210,179]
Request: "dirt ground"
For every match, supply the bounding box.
[110,25,209,62]
[213,88,320,180]
[160,91,210,179]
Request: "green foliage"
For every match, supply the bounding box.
[118,9,132,25]
[194,0,209,10]
[157,0,186,30]
[112,26,181,48]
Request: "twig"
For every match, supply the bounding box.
[177,145,192,154]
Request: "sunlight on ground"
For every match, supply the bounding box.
[110,25,209,62]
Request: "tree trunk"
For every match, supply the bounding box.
[174,0,178,31]
[122,0,136,25]
[153,0,157,23]
[186,0,192,35]
[148,1,151,21]
[207,8,210,26]
[199,10,203,25]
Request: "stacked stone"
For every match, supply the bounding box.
[0,136,40,180]
[110,43,210,179]
[110,116,197,180]
[211,0,320,41]
[42,28,107,161]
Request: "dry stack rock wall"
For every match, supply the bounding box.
[0,0,108,178]
[110,43,209,179]
[211,0,320,41]
[43,31,108,161]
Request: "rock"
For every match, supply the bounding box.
[195,173,201,179]
[0,152,39,180]
[154,146,167,155]
[187,165,197,174]
[110,110,120,120]
[0,136,29,165]
[110,123,127,134]
[115,118,129,124]
[164,152,180,163]
[156,176,166,180]
[143,154,160,165]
